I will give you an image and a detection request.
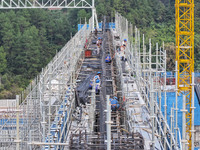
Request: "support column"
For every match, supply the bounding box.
[191,72,195,150]
[175,61,178,149]
[164,48,167,150]
[92,0,95,30]
[151,78,155,149]
[106,95,112,150]
[181,95,187,150]
[16,95,21,150]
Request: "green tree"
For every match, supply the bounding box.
[0,46,7,74]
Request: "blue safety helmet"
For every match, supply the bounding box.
[98,37,101,40]
[96,79,100,83]
[113,96,118,100]
[97,71,101,74]
[124,39,127,42]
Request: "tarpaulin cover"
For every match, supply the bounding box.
[159,92,200,139]
[77,73,95,104]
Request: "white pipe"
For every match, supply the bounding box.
[150,78,155,149]
[191,72,195,150]
[16,95,20,150]
[170,105,173,150]
[106,95,111,150]
[181,95,186,150]
[92,0,95,30]
[175,61,178,149]
[164,48,167,150]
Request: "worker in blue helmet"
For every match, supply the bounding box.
[113,96,118,100]
[105,54,111,63]
[122,39,127,47]
[94,72,101,84]
[121,39,128,61]
[96,38,101,55]
[110,97,120,111]
[95,72,101,79]
[95,73,101,94]
[89,72,101,89]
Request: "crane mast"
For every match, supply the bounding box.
[175,0,194,149]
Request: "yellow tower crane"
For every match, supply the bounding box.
[175,0,194,150]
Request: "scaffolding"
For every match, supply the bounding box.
[0,11,183,150]
[0,17,92,150]
[113,12,180,149]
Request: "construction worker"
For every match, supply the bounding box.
[89,72,101,89]
[94,72,101,94]
[94,71,101,80]
[94,27,98,37]
[110,96,120,111]
[95,78,101,94]
[122,39,127,47]
[105,54,111,63]
[121,39,127,61]
[96,37,101,55]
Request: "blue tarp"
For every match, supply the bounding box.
[78,24,89,31]
[165,71,200,78]
[0,119,24,126]
[78,22,116,31]
[159,92,200,144]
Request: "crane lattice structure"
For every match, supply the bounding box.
[175,0,195,149]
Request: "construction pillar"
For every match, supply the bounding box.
[15,95,21,150]
[106,95,112,150]
[92,0,95,30]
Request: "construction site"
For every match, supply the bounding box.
[0,0,200,150]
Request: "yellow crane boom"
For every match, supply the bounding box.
[175,0,194,149]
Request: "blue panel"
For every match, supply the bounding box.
[195,73,200,77]
[98,23,102,29]
[159,91,200,149]
[78,22,116,31]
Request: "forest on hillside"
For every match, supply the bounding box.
[0,0,200,98]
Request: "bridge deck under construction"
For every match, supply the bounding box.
[0,14,182,150]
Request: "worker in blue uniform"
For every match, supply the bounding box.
[110,96,120,111]
[94,72,101,94]
[122,39,127,47]
[89,72,101,89]
[96,37,101,54]
[105,55,111,63]
[121,39,127,61]
[95,78,100,94]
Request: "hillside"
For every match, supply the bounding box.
[0,0,199,98]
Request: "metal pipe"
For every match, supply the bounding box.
[150,78,155,149]
[191,72,195,150]
[106,95,111,150]
[164,48,167,150]
[170,103,174,150]
[175,61,178,149]
[181,94,186,150]
[16,95,20,150]
[92,0,95,30]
